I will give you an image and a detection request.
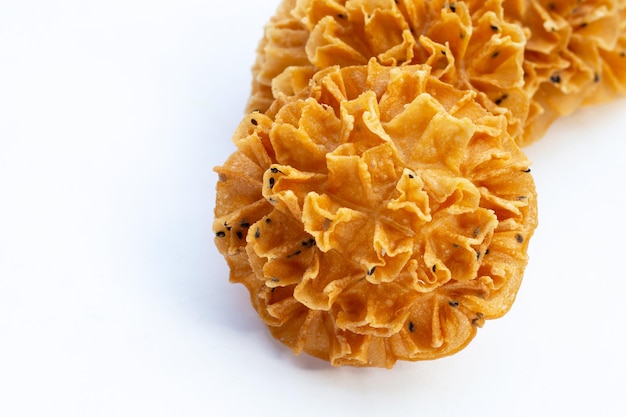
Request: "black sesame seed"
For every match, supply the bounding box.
[522,168,531,173]
[485,248,490,255]
[516,233,524,243]
[269,177,275,189]
[254,228,261,239]
[473,227,481,237]
[432,264,437,273]
[441,50,447,55]
[302,238,316,247]
[550,74,561,83]
[491,51,499,58]
[337,13,345,18]
[449,3,456,12]
[449,301,459,307]
[495,94,508,105]
[240,221,250,228]
[490,24,499,32]
[215,231,226,237]
[236,231,243,240]
[408,173,415,179]
[251,118,258,126]
[270,167,282,174]
[580,22,588,28]
[265,218,272,224]
[594,73,600,83]
[408,321,415,332]
[367,266,376,276]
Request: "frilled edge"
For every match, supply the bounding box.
[214,61,538,368]
[504,0,626,145]
[248,0,626,148]
[246,0,312,114]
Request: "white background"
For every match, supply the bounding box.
[1,1,625,416]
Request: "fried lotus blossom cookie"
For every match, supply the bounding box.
[214,60,538,368]
[503,0,626,145]
[246,0,530,143]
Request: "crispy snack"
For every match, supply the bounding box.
[247,0,529,142]
[215,60,538,368]
[504,0,626,145]
[248,0,626,146]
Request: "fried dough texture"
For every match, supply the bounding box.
[504,0,626,145]
[248,0,626,145]
[247,0,530,143]
[215,61,538,367]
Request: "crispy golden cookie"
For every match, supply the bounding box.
[504,0,626,145]
[247,0,530,143]
[215,60,538,368]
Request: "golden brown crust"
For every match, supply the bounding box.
[215,61,538,368]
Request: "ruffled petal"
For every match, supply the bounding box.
[504,0,626,145]
[214,61,538,367]
[248,0,530,143]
